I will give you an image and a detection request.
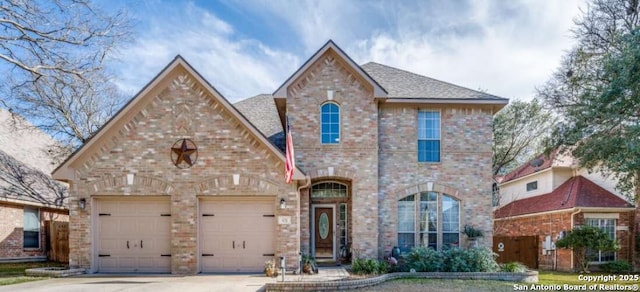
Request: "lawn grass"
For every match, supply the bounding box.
[0,261,66,286]
[348,270,640,291]
[538,270,639,286]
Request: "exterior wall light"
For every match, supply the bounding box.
[78,198,86,210]
[279,198,286,209]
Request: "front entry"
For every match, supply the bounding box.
[312,205,334,260]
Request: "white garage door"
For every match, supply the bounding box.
[97,198,171,273]
[200,198,276,273]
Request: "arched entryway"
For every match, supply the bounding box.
[310,180,350,262]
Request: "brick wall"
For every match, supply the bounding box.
[0,201,68,259]
[285,51,379,258]
[378,104,495,256]
[67,66,299,273]
[494,211,635,271]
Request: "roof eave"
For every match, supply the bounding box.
[382,98,509,105]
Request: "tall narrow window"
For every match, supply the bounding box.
[397,195,416,251]
[23,207,40,248]
[321,103,340,144]
[418,111,440,162]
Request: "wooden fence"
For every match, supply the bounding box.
[493,236,538,269]
[48,221,69,263]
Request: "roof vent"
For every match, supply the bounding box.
[529,158,544,170]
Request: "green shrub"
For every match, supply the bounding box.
[501,262,528,273]
[443,247,470,272]
[600,260,632,273]
[376,259,390,274]
[351,258,388,275]
[403,246,499,273]
[465,247,500,272]
[404,246,444,272]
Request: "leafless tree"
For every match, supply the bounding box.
[0,0,131,162]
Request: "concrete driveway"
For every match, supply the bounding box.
[0,274,279,292]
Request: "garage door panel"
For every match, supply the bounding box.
[97,198,171,273]
[200,198,275,273]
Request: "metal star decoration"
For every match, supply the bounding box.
[170,138,197,168]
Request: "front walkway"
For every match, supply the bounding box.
[0,267,351,292]
[279,266,350,282]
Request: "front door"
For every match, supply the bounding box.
[314,207,333,259]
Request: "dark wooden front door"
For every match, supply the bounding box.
[314,207,333,259]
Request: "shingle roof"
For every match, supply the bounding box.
[0,149,68,207]
[0,109,68,207]
[0,109,58,173]
[494,176,633,218]
[500,151,557,183]
[360,62,508,101]
[233,94,285,152]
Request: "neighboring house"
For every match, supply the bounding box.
[0,109,69,262]
[52,40,507,274]
[494,151,637,271]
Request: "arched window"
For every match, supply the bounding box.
[320,103,340,144]
[397,192,460,252]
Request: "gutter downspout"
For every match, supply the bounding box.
[296,176,311,274]
[569,208,582,271]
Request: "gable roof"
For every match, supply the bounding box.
[273,40,387,99]
[494,175,634,218]
[361,62,509,104]
[52,56,305,182]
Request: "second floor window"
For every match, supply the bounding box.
[418,110,440,162]
[321,103,340,144]
[526,181,538,191]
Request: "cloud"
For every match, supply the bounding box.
[111,1,299,102]
[109,0,584,103]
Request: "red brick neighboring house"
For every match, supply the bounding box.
[494,152,637,271]
[0,109,69,262]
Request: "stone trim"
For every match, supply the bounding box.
[307,167,356,181]
[87,175,175,196]
[394,182,463,201]
[196,174,280,196]
[265,271,539,291]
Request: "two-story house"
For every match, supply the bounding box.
[494,151,637,271]
[52,40,507,274]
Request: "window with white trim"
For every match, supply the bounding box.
[23,207,40,248]
[586,218,616,262]
[418,111,440,162]
[320,103,340,144]
[397,192,459,252]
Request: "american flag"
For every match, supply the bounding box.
[285,116,295,184]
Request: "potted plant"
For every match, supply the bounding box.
[463,224,484,248]
[264,259,278,277]
[301,254,317,274]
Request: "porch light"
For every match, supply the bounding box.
[78,198,86,210]
[279,198,286,209]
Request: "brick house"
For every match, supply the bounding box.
[0,109,69,262]
[494,151,637,271]
[52,40,507,274]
